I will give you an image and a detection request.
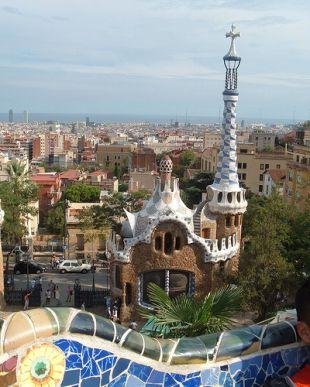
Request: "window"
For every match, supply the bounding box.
[155,236,161,251]
[218,192,223,202]
[76,234,84,250]
[63,262,70,267]
[260,164,264,170]
[259,174,263,181]
[238,162,242,169]
[202,228,210,238]
[226,216,231,227]
[238,173,241,180]
[227,192,232,203]
[115,266,122,289]
[242,173,246,180]
[265,164,269,169]
[141,270,192,304]
[240,149,247,154]
[276,164,281,169]
[175,236,181,250]
[259,185,263,192]
[242,163,247,169]
[296,155,300,162]
[71,262,79,267]
[164,232,173,255]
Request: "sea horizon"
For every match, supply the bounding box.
[0,112,302,125]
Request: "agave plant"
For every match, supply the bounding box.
[139,283,242,338]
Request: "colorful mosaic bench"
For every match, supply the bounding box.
[0,307,309,386]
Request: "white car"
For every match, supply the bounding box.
[58,260,91,274]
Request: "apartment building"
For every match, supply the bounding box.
[249,130,277,151]
[96,143,136,170]
[262,169,286,196]
[201,143,292,194]
[131,147,156,172]
[284,144,310,209]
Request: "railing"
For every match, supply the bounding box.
[74,287,110,308]
[4,286,41,307]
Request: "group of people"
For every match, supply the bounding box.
[45,280,61,306]
[105,296,121,323]
[50,255,63,270]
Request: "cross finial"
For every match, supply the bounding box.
[225,24,240,57]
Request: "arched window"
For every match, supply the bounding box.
[218,192,223,202]
[226,216,231,227]
[155,236,161,251]
[125,283,132,305]
[164,232,173,255]
[175,236,181,250]
[227,192,232,203]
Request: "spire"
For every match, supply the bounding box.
[206,25,246,215]
[159,155,173,185]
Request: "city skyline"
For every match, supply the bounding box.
[0,1,309,119]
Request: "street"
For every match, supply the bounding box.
[12,269,109,307]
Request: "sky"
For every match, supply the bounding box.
[0,0,309,120]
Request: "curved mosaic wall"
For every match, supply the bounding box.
[0,307,309,386]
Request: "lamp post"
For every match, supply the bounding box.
[0,200,5,309]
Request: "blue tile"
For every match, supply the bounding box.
[229,360,243,375]
[101,370,111,386]
[223,374,234,387]
[70,312,95,336]
[66,353,83,370]
[244,365,259,379]
[164,373,178,386]
[245,378,255,387]
[170,373,186,383]
[128,362,152,381]
[126,375,146,387]
[255,368,266,384]
[109,373,127,386]
[219,371,226,385]
[147,370,164,384]
[111,358,130,379]
[62,369,81,386]
[98,356,117,372]
[93,348,110,361]
[81,359,100,379]
[183,377,201,387]
[81,377,100,387]
[201,367,220,385]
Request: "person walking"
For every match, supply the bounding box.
[55,285,61,306]
[66,286,73,303]
[24,291,31,310]
[45,288,51,306]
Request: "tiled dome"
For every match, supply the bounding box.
[159,155,173,173]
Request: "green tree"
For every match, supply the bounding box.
[46,204,65,235]
[113,164,121,179]
[139,283,242,338]
[181,187,202,208]
[0,161,38,246]
[118,183,128,192]
[64,184,101,203]
[180,150,196,167]
[238,193,295,320]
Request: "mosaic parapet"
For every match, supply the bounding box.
[0,308,309,386]
[0,307,306,365]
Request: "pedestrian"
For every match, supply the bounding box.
[30,278,36,289]
[38,276,43,292]
[45,288,51,306]
[49,280,55,298]
[66,286,73,303]
[24,291,31,310]
[105,295,112,319]
[81,301,85,311]
[55,285,61,306]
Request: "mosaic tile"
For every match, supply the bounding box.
[128,362,152,381]
[261,322,296,350]
[81,376,100,387]
[126,375,146,387]
[183,376,201,386]
[123,330,144,355]
[147,370,165,384]
[111,358,131,379]
[100,370,111,385]
[95,316,115,342]
[108,373,128,386]
[142,335,161,361]
[171,336,209,365]
[61,369,81,386]
[70,312,94,336]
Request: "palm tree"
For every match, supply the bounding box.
[6,160,29,184]
[139,283,242,338]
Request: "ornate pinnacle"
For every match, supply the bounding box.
[225,24,240,58]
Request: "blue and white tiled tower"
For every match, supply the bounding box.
[207,25,247,214]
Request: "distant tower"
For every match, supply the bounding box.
[8,109,13,123]
[207,24,247,214]
[86,116,90,127]
[23,110,29,124]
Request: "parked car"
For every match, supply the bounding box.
[58,260,92,274]
[14,261,46,275]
